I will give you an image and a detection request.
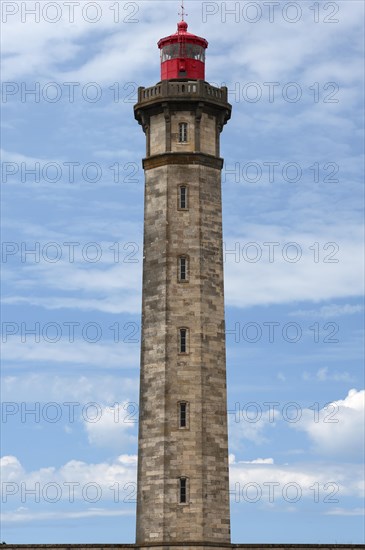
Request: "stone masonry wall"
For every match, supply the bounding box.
[150,113,166,155]
[135,102,230,544]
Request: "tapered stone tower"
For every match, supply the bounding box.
[134,15,232,549]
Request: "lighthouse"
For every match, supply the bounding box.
[134,11,232,548]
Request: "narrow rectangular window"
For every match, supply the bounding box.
[179,478,187,504]
[179,186,187,209]
[179,122,188,143]
[179,256,187,281]
[179,328,187,353]
[179,402,187,428]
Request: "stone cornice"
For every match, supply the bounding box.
[142,153,224,171]
[134,80,232,132]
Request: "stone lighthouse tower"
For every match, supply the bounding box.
[134,12,232,548]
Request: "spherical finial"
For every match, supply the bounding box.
[177,20,188,32]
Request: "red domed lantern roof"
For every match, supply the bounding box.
[157,20,208,81]
[158,21,208,50]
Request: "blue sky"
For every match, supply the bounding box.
[1,0,364,545]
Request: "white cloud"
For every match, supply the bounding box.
[292,389,365,459]
[228,389,365,461]
[1,454,137,500]
[4,453,362,505]
[1,374,140,447]
[229,409,276,447]
[229,457,364,503]
[0,455,25,481]
[2,454,363,520]
[1,455,138,523]
[84,402,138,449]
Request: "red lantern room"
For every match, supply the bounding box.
[158,19,208,81]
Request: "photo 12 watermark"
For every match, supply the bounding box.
[201,2,340,24]
[1,1,140,24]
[1,81,140,104]
[227,401,339,424]
[223,241,340,264]
[1,241,141,264]
[225,321,339,344]
[1,321,140,344]
[1,480,137,503]
[229,481,340,504]
[1,160,140,184]
[1,401,139,424]
[222,161,339,184]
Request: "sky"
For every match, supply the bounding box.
[1,0,364,545]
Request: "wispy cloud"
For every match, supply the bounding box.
[225,225,363,309]
[302,367,355,383]
[325,507,365,517]
[1,507,134,523]
[2,338,139,369]
[1,373,138,403]
[291,304,364,319]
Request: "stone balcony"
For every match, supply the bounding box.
[136,80,229,107]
